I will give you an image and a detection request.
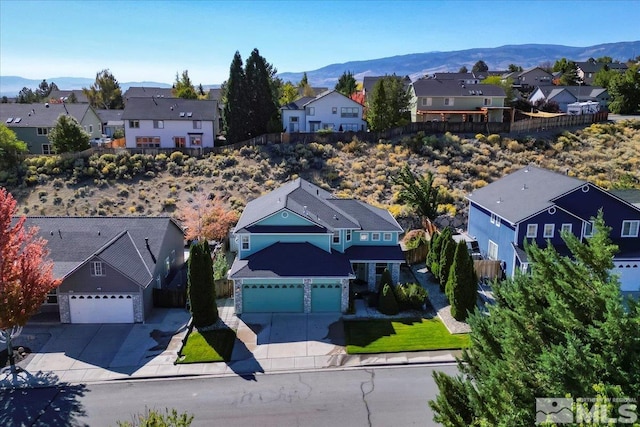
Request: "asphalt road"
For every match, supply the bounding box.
[1,364,458,427]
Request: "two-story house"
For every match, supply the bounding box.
[410,79,506,123]
[575,60,628,85]
[502,67,553,89]
[24,217,185,324]
[465,165,640,295]
[0,102,102,154]
[281,90,366,133]
[528,86,609,112]
[121,97,218,149]
[229,178,404,314]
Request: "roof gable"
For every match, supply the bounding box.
[411,79,506,97]
[1,103,92,127]
[121,97,217,121]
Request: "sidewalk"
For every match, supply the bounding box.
[1,298,460,390]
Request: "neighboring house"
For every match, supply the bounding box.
[502,67,553,88]
[465,165,640,296]
[297,86,329,98]
[229,178,404,314]
[409,79,506,123]
[0,102,102,154]
[47,90,90,104]
[124,86,175,100]
[528,85,609,112]
[24,217,185,324]
[121,97,218,149]
[95,109,124,138]
[575,60,628,85]
[362,76,412,103]
[281,90,367,133]
[429,72,480,84]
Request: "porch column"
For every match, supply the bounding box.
[59,294,71,323]
[391,263,401,285]
[303,278,312,314]
[341,278,350,313]
[367,263,377,291]
[233,279,243,315]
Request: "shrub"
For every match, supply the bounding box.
[378,268,392,293]
[439,229,456,291]
[402,229,428,250]
[378,283,399,315]
[487,134,501,146]
[395,283,429,311]
[116,407,194,427]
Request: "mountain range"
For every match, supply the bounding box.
[1,41,638,96]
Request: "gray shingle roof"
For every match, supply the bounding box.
[228,242,352,279]
[22,217,182,286]
[234,178,402,233]
[121,97,217,121]
[124,87,175,99]
[1,103,93,127]
[532,85,607,102]
[466,165,586,225]
[48,90,89,103]
[411,79,506,97]
[94,109,124,123]
[344,245,405,262]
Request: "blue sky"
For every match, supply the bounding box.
[1,0,638,85]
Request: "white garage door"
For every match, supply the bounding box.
[69,294,135,323]
[613,262,640,292]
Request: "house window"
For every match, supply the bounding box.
[561,223,572,234]
[90,261,105,277]
[383,232,392,241]
[444,98,454,106]
[89,124,94,132]
[322,123,334,130]
[241,235,250,251]
[583,221,594,238]
[483,98,492,106]
[341,107,358,118]
[488,240,498,260]
[346,230,352,242]
[526,224,538,238]
[621,220,639,237]
[490,213,500,227]
[37,127,49,135]
[332,107,337,114]
[135,136,160,148]
[342,123,359,131]
[332,230,340,244]
[360,233,369,241]
[129,120,140,128]
[153,120,164,129]
[193,120,202,129]
[375,263,387,275]
[371,232,381,241]
[44,289,58,305]
[421,97,432,107]
[174,136,186,147]
[290,116,298,122]
[189,135,201,146]
[42,144,53,154]
[543,224,555,238]
[306,107,315,116]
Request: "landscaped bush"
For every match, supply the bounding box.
[395,282,428,311]
[378,283,399,315]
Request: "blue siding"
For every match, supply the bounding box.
[240,233,331,258]
[255,209,316,226]
[468,203,517,276]
[517,208,581,247]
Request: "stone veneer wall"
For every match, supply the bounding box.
[303,278,312,313]
[341,278,349,312]
[367,263,377,291]
[59,294,70,323]
[133,294,143,323]
[233,279,243,314]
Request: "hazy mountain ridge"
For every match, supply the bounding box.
[1,41,638,96]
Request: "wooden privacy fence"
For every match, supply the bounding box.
[509,111,608,134]
[214,279,233,298]
[474,260,502,281]
[403,243,430,265]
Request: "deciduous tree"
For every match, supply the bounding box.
[608,65,640,114]
[48,114,91,153]
[1,188,60,372]
[335,71,357,96]
[279,81,299,106]
[0,124,28,174]
[429,213,640,425]
[177,193,238,242]
[83,69,124,109]
[173,70,198,99]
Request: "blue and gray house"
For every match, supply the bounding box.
[466,165,640,295]
[229,178,405,314]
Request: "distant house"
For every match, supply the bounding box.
[24,217,185,324]
[297,86,329,98]
[528,85,609,112]
[121,97,219,149]
[95,109,124,138]
[409,78,506,123]
[229,178,404,314]
[429,72,480,84]
[0,102,102,154]
[465,165,640,296]
[575,60,628,85]
[47,89,89,104]
[124,86,175,100]
[501,67,553,89]
[281,90,366,133]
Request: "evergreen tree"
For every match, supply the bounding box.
[48,114,91,153]
[187,241,218,328]
[83,69,124,109]
[559,61,581,86]
[438,232,455,291]
[378,283,399,315]
[378,267,393,293]
[472,60,489,73]
[446,241,477,321]
[17,87,37,103]
[173,70,198,99]
[458,66,468,73]
[431,227,452,283]
[608,65,640,114]
[36,79,53,99]
[244,48,280,136]
[366,75,411,131]
[429,213,640,425]
[335,71,357,96]
[223,51,249,143]
[427,231,443,279]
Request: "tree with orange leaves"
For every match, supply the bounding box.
[0,188,60,373]
[177,193,239,242]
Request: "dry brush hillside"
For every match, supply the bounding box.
[5,120,640,232]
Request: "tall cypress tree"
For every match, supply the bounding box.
[245,48,280,137]
[446,240,477,321]
[224,51,249,143]
[427,231,442,280]
[187,241,218,328]
[439,233,456,292]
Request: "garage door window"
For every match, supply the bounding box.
[91,261,105,276]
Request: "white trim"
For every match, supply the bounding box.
[371,232,381,241]
[526,224,538,238]
[488,240,498,260]
[90,261,105,276]
[621,220,639,238]
[383,232,392,241]
[543,223,555,238]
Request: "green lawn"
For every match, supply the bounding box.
[344,318,470,354]
[176,328,236,364]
